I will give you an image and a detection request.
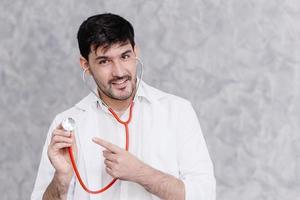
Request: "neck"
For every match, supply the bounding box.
[97,90,134,114]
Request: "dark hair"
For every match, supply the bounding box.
[77,13,135,60]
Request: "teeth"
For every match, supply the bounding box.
[112,79,126,84]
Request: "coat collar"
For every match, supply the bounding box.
[75,80,156,111]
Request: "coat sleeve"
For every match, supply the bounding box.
[177,102,216,200]
[31,116,75,200]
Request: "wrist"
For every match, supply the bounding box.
[134,164,158,186]
[53,171,73,195]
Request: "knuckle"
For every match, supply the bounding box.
[116,157,122,163]
[53,129,60,135]
[52,136,58,142]
[104,159,108,165]
[107,143,112,149]
[54,135,62,142]
[105,167,111,175]
[52,143,59,149]
[48,143,54,149]
[51,133,56,138]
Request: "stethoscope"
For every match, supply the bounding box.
[61,57,144,194]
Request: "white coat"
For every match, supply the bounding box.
[31,81,216,200]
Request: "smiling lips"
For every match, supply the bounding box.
[111,78,129,89]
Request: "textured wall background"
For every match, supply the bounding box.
[1,0,300,199]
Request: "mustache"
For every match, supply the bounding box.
[109,75,132,84]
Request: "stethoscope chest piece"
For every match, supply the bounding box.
[62,117,76,132]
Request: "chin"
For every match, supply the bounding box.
[116,92,133,101]
[109,89,130,100]
[109,83,136,100]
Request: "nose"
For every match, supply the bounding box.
[112,59,125,77]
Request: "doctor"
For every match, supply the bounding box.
[31,13,216,200]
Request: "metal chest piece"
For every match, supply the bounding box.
[62,117,76,132]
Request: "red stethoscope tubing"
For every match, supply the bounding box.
[67,102,134,194]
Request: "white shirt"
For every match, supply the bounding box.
[31,81,216,200]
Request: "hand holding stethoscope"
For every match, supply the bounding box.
[47,122,77,185]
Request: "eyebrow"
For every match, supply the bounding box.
[95,49,133,60]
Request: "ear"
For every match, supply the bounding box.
[133,44,140,59]
[79,56,91,74]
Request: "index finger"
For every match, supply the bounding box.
[56,123,64,130]
[53,123,71,138]
[92,137,121,153]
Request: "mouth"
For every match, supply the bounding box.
[111,78,129,89]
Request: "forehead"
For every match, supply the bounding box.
[92,42,133,57]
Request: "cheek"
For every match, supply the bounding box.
[92,69,111,84]
[128,66,137,76]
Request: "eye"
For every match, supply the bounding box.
[122,54,131,59]
[99,59,109,65]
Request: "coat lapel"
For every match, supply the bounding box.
[73,93,104,199]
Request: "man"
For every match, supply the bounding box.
[31,13,216,200]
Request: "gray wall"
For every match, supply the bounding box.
[1,0,300,199]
